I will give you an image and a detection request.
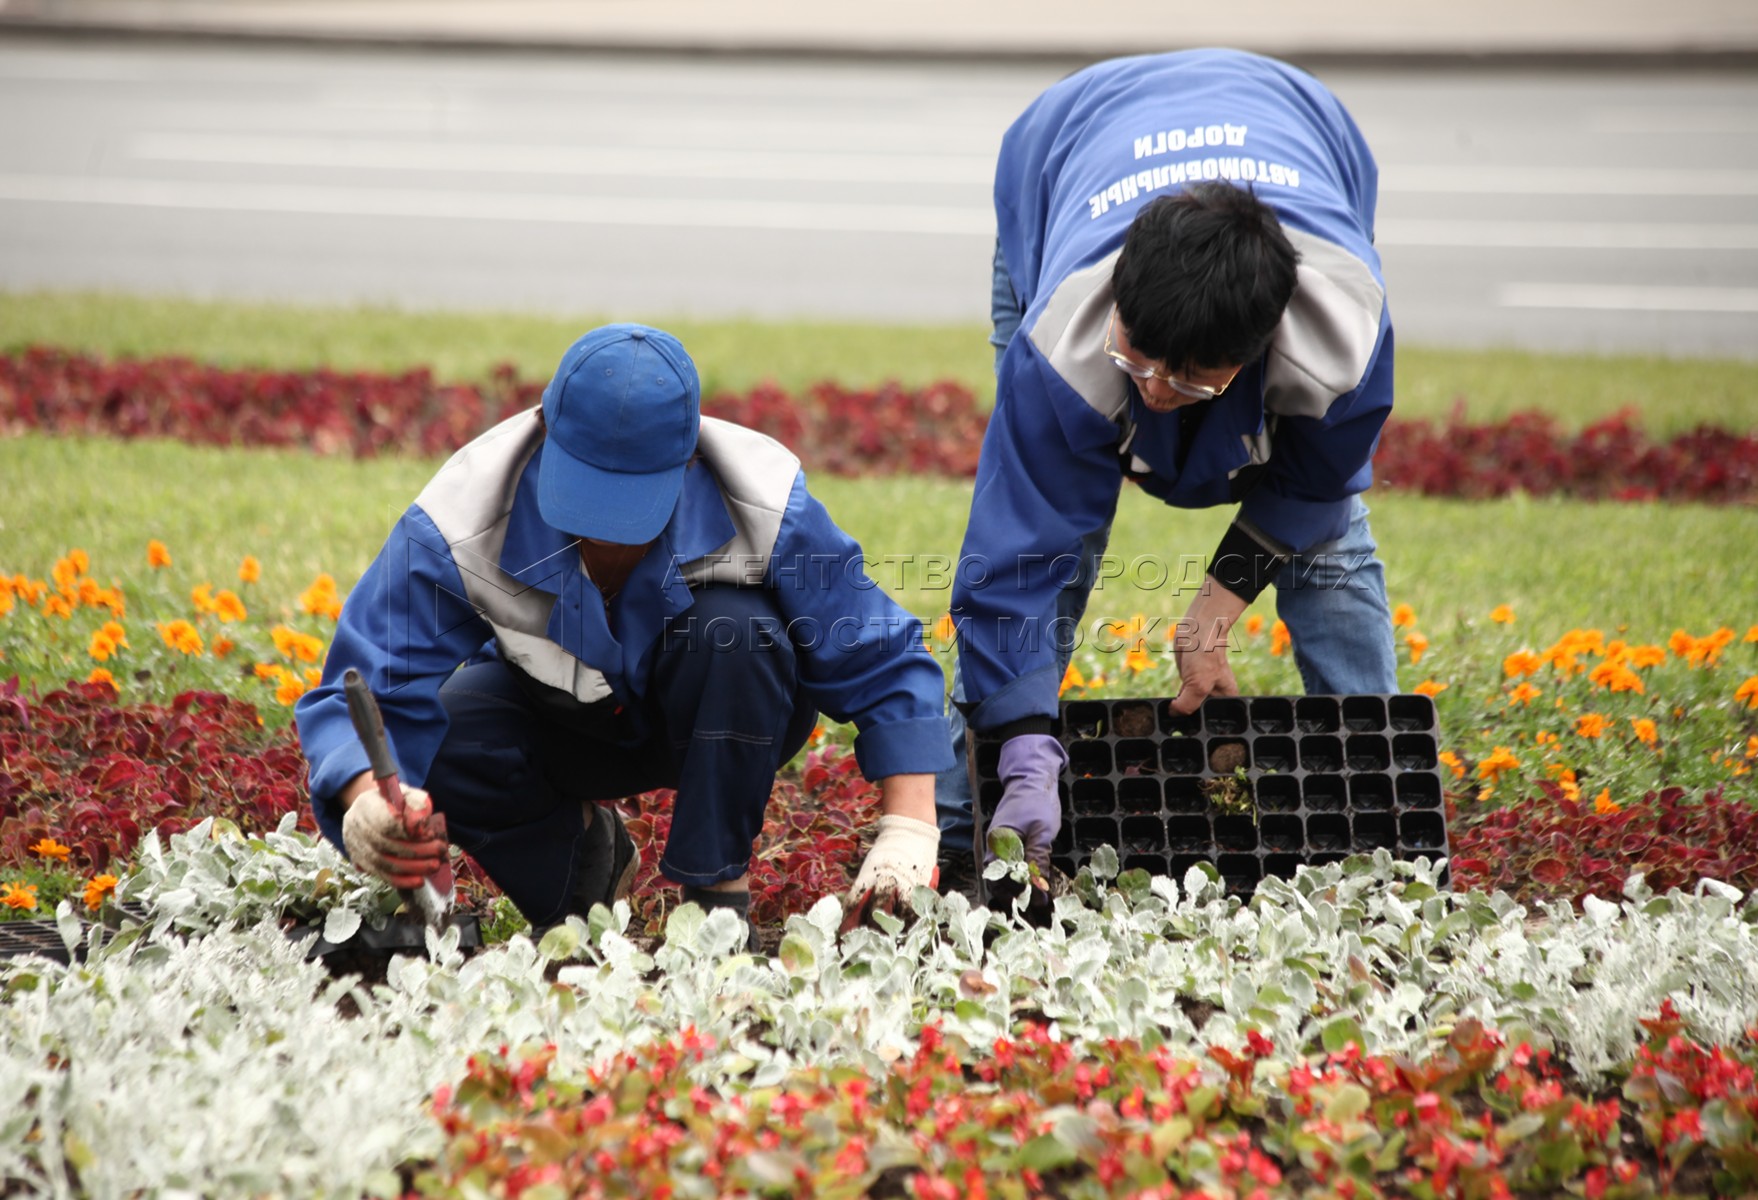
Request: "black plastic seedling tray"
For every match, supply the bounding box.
[970,694,1449,899]
[0,907,482,965]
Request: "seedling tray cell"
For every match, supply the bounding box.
[969,693,1451,899]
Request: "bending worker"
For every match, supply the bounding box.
[296,324,952,945]
[938,50,1398,875]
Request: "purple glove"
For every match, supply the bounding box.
[986,733,1068,868]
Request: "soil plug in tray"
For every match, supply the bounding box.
[969,694,1449,901]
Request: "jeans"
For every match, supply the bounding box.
[424,585,818,924]
[934,240,1397,853]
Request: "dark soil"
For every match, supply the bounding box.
[1113,703,1156,738]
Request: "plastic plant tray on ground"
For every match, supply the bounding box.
[0,906,482,964]
[970,694,1450,899]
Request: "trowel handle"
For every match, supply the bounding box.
[342,668,431,824]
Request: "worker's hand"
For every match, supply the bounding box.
[843,814,941,927]
[984,733,1067,871]
[342,783,449,889]
[1169,579,1248,715]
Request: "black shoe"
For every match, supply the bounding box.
[574,803,639,912]
[681,884,761,953]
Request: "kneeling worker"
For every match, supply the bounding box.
[295,324,952,945]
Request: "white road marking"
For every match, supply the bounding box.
[1377,218,1758,250]
[1500,283,1758,313]
[1382,164,1758,197]
[128,132,993,185]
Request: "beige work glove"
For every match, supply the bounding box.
[342,783,449,889]
[843,814,940,928]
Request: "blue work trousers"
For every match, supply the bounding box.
[423,585,818,925]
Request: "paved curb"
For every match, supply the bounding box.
[4,16,1757,70]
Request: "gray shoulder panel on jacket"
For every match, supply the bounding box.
[1265,228,1385,420]
[1026,252,1132,425]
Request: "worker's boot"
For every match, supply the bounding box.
[571,801,639,913]
[680,884,761,953]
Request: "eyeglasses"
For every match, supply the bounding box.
[1104,307,1241,401]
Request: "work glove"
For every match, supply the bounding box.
[985,733,1067,871]
[843,815,941,928]
[342,783,450,890]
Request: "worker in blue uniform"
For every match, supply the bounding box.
[938,50,1399,877]
[296,324,952,945]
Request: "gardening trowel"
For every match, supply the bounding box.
[342,667,455,930]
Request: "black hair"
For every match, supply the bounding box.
[1110,182,1300,372]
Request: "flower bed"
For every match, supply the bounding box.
[6,347,1758,501]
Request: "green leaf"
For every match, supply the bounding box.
[777,933,816,975]
[1016,1133,1078,1173]
[986,827,1025,864]
[322,906,361,945]
[665,901,706,950]
[1322,1016,1365,1053]
[1324,1083,1372,1124]
[1087,844,1120,882]
[538,923,581,961]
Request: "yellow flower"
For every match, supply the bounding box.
[86,668,116,687]
[933,612,955,643]
[1059,662,1085,695]
[1437,750,1465,780]
[1475,746,1520,783]
[83,873,118,911]
[1405,632,1429,664]
[1489,604,1516,625]
[1593,789,1619,815]
[101,621,129,648]
[1413,679,1447,697]
[30,837,72,862]
[43,595,74,620]
[1746,735,1758,760]
[1575,713,1610,739]
[87,629,119,662]
[1588,662,1644,695]
[1506,682,1541,707]
[1269,620,1291,658]
[191,582,219,615]
[0,883,38,911]
[1735,676,1758,711]
[0,587,12,618]
[1123,641,1154,674]
[213,589,248,623]
[146,539,172,568]
[253,662,280,680]
[299,573,343,620]
[157,619,204,656]
[1630,718,1659,746]
[1534,730,1557,746]
[275,675,308,706]
[51,555,81,594]
[303,667,323,687]
[1244,614,1265,637]
[211,635,235,658]
[271,625,324,664]
[67,548,90,575]
[238,556,262,584]
[1745,625,1758,644]
[1391,603,1416,628]
[77,578,105,608]
[1503,650,1542,679]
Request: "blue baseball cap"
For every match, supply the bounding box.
[538,324,701,544]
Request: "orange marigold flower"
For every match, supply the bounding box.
[1507,682,1541,706]
[1124,642,1154,674]
[211,635,235,658]
[99,620,129,648]
[16,577,48,607]
[146,539,172,568]
[1391,603,1416,628]
[86,667,116,687]
[0,588,12,618]
[1575,713,1610,739]
[1503,651,1542,679]
[87,629,119,662]
[1405,632,1429,664]
[1413,680,1447,697]
[213,589,247,623]
[1703,627,1737,665]
[271,625,324,664]
[1745,625,1758,644]
[1629,644,1667,669]
[1746,735,1758,759]
[1476,746,1520,783]
[51,556,80,594]
[0,883,38,911]
[1437,750,1465,780]
[67,548,90,575]
[158,619,204,656]
[83,873,119,911]
[1269,620,1291,657]
[275,676,308,706]
[1059,662,1086,695]
[1534,730,1558,746]
[31,837,72,862]
[253,662,280,680]
[1630,718,1659,745]
[299,573,344,620]
[303,667,323,687]
[1593,789,1619,815]
[1489,604,1516,625]
[191,582,219,615]
[1245,614,1265,637]
[1588,662,1645,694]
[43,594,74,620]
[1735,676,1758,711]
[933,612,955,642]
[238,555,262,584]
[77,577,105,608]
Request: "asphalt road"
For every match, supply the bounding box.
[2,37,1756,358]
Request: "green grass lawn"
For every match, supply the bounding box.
[4,290,1755,433]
